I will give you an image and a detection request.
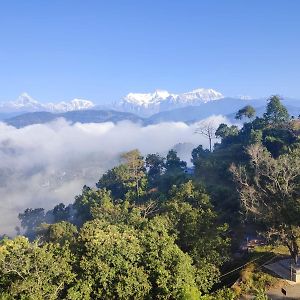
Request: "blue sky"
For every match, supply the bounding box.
[0,0,299,103]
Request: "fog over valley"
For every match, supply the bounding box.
[0,115,229,235]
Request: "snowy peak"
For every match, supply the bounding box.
[47,99,95,112]
[124,90,174,107]
[14,93,41,108]
[120,88,224,115]
[70,98,94,108]
[180,88,224,102]
[123,88,224,107]
[1,88,226,116]
[0,93,95,113]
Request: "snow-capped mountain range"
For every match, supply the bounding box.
[119,88,224,115]
[0,88,226,115]
[0,93,95,113]
[2,89,300,127]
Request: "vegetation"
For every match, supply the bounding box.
[1,95,299,299]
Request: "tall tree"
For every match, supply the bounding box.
[97,150,146,201]
[70,220,151,300]
[121,149,146,199]
[69,217,201,300]
[230,144,300,263]
[235,105,256,121]
[215,124,239,139]
[18,208,46,239]
[263,95,289,124]
[96,165,129,199]
[191,145,210,166]
[165,150,186,174]
[195,121,216,152]
[164,181,230,292]
[145,153,165,187]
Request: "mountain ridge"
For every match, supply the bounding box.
[0,88,227,115]
[4,97,300,128]
[0,93,95,113]
[4,110,144,128]
[118,88,225,115]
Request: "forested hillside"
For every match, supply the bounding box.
[1,96,299,299]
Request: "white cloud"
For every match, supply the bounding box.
[0,115,230,235]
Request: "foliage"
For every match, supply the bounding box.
[37,221,78,245]
[145,153,165,188]
[238,263,276,298]
[215,124,239,139]
[264,95,289,125]
[0,236,75,299]
[71,219,151,300]
[211,288,238,300]
[18,208,46,239]
[235,105,256,120]
[9,95,300,298]
[230,144,300,262]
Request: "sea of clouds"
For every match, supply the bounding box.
[0,115,230,235]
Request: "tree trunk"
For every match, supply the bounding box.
[136,178,139,199]
[287,237,299,265]
[292,238,299,265]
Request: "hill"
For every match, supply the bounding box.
[5,110,144,128]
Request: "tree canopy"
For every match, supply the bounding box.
[1,95,299,299]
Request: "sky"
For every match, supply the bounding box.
[0,0,299,103]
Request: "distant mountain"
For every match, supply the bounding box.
[5,98,300,128]
[149,99,300,124]
[2,91,300,128]
[5,110,144,128]
[0,112,23,121]
[118,88,225,116]
[146,98,267,124]
[0,93,95,113]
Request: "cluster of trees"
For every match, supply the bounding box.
[200,95,300,264]
[1,95,299,299]
[0,149,229,299]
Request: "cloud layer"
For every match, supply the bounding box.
[0,115,228,235]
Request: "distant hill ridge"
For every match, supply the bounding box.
[2,89,299,121]
[0,88,237,116]
[0,93,95,113]
[4,110,144,128]
[4,97,300,128]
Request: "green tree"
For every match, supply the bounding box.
[263,95,289,124]
[145,153,165,188]
[215,124,239,139]
[97,150,147,201]
[51,203,71,222]
[0,236,75,299]
[235,105,256,121]
[74,187,113,225]
[165,150,186,174]
[96,165,129,199]
[70,220,151,300]
[18,208,46,239]
[230,144,300,263]
[161,150,187,192]
[121,149,146,198]
[68,198,202,299]
[191,145,210,166]
[164,181,230,292]
[140,216,201,299]
[37,221,78,245]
